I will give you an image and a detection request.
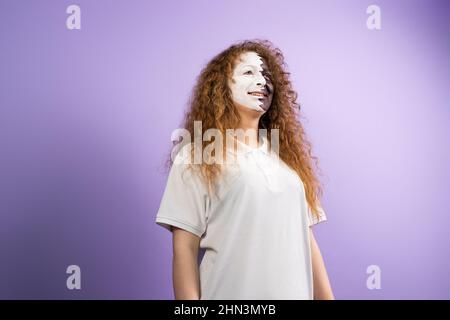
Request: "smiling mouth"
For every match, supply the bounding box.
[248,91,268,98]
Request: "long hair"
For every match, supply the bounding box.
[170,39,325,220]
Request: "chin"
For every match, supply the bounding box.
[257,105,269,112]
[251,106,266,113]
[236,102,266,114]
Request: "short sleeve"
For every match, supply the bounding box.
[155,146,209,238]
[308,203,327,227]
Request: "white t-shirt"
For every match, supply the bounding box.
[155,135,327,299]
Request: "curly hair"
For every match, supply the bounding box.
[169,39,325,220]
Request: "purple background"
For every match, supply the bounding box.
[1,0,449,299]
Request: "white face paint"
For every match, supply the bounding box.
[229,51,274,112]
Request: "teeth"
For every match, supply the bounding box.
[249,92,265,97]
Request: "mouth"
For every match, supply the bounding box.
[248,91,268,98]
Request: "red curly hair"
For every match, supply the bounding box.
[170,39,325,220]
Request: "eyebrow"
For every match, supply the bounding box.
[240,64,259,69]
[239,64,271,72]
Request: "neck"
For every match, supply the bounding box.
[235,113,262,148]
[236,118,259,132]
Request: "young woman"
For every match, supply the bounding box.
[156,40,334,300]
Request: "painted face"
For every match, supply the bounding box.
[229,51,274,112]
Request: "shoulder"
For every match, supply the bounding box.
[168,142,207,187]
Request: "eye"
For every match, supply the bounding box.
[243,70,253,75]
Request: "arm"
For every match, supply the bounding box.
[309,227,335,300]
[172,226,201,300]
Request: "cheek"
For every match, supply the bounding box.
[231,77,252,95]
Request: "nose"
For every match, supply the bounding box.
[256,74,266,87]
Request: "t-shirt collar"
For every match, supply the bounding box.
[229,135,270,156]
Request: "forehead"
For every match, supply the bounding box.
[235,51,265,68]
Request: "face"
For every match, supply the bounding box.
[229,51,274,113]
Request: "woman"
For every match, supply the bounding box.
[156,39,334,300]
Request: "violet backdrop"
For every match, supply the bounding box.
[0,0,449,299]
